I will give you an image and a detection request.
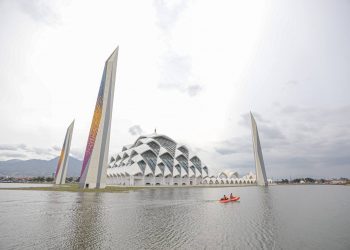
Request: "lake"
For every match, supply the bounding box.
[0,185,349,249]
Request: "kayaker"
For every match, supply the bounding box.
[221,195,228,200]
[230,193,234,199]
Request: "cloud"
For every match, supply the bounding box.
[238,112,269,127]
[286,80,298,85]
[158,53,203,96]
[0,144,27,151]
[128,125,144,136]
[212,106,350,178]
[70,148,84,160]
[0,144,18,151]
[215,136,252,156]
[215,147,238,155]
[0,152,28,159]
[52,145,61,151]
[187,85,203,97]
[153,0,188,32]
[0,0,349,180]
[158,54,191,87]
[154,1,203,97]
[258,125,285,140]
[280,106,301,114]
[0,143,62,161]
[0,143,85,161]
[13,0,63,25]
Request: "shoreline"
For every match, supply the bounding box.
[0,182,348,193]
[0,183,260,193]
[0,184,142,193]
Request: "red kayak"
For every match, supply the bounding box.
[219,196,240,203]
[219,199,231,203]
[231,196,240,202]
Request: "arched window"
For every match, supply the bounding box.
[127,150,138,165]
[160,153,174,173]
[157,163,165,176]
[141,150,157,173]
[137,160,146,174]
[115,155,121,162]
[174,164,181,176]
[202,166,208,175]
[176,155,188,174]
[177,146,189,158]
[190,156,202,174]
[190,166,196,176]
[147,141,160,155]
[154,136,176,157]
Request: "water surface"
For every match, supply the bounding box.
[0,185,349,249]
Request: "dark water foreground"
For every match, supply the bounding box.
[0,185,349,250]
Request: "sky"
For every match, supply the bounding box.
[0,0,349,179]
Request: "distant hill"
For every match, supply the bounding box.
[0,156,82,177]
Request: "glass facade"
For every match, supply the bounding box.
[154,137,176,157]
[190,166,196,175]
[114,155,121,166]
[147,141,160,155]
[176,155,188,174]
[160,153,174,173]
[141,150,157,173]
[137,160,146,174]
[203,166,208,175]
[175,164,181,175]
[127,151,138,165]
[157,163,165,176]
[177,146,189,159]
[190,156,202,174]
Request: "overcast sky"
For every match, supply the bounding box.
[0,0,349,178]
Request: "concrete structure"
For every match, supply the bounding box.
[202,170,273,185]
[250,112,268,186]
[107,133,209,186]
[54,120,74,185]
[80,47,119,189]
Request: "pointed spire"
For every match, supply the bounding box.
[106,46,119,63]
[250,111,268,186]
[54,120,74,185]
[79,46,119,189]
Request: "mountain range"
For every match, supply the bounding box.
[0,157,82,177]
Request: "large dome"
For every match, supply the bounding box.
[107,133,209,186]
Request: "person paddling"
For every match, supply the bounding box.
[221,195,228,200]
[230,193,234,199]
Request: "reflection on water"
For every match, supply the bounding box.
[66,193,106,249]
[0,185,349,250]
[0,183,53,188]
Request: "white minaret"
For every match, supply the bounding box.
[79,47,119,189]
[54,120,74,185]
[250,112,268,186]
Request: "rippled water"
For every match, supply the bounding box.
[0,185,349,250]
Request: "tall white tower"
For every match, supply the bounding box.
[80,47,119,189]
[250,112,268,186]
[54,120,74,185]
